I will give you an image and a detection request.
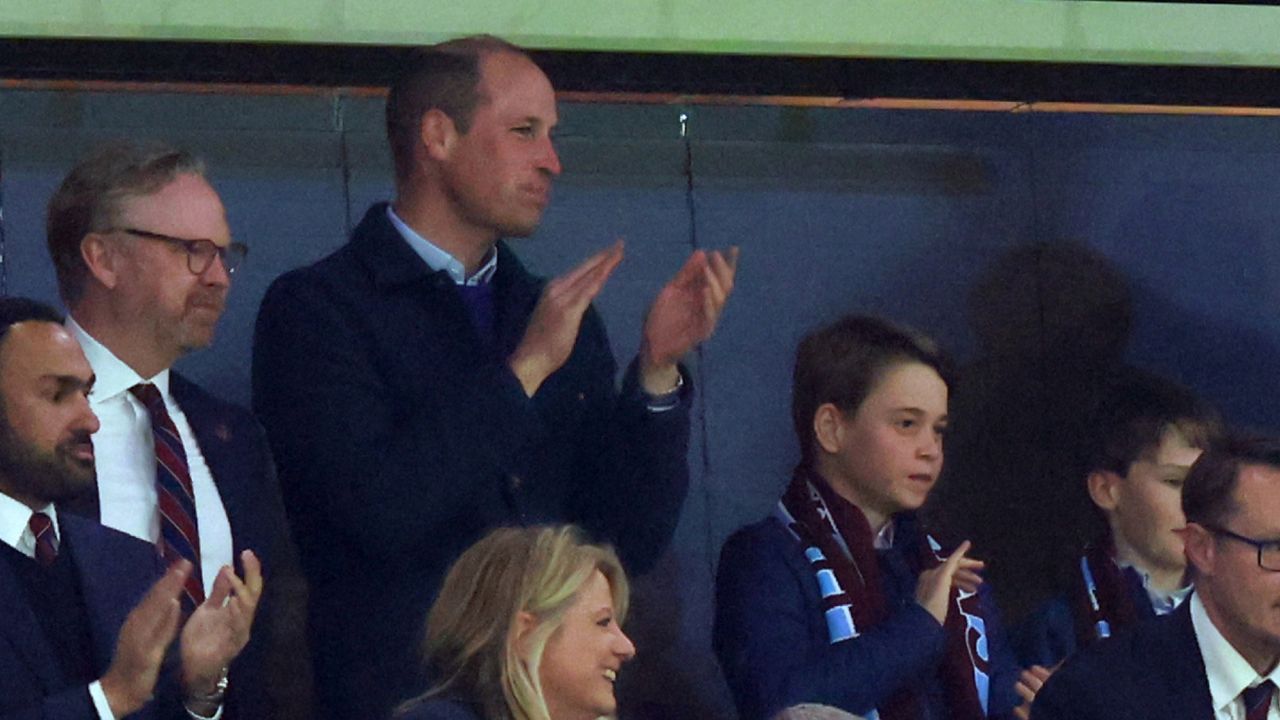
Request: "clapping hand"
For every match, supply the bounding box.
[639,247,739,393]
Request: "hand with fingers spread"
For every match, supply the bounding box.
[915,540,985,624]
[639,247,739,394]
[99,560,192,718]
[1013,664,1056,720]
[509,241,625,397]
[180,550,264,710]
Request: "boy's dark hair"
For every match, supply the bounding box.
[1087,372,1221,476]
[792,315,952,466]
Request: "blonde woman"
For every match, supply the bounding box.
[398,525,636,720]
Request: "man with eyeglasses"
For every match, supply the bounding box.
[44,140,301,719]
[1033,436,1280,720]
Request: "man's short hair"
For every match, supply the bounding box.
[1183,436,1280,527]
[46,140,205,304]
[1086,372,1222,476]
[791,314,952,466]
[384,35,529,187]
[0,296,64,417]
[0,297,64,347]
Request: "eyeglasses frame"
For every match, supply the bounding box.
[1201,523,1280,572]
[114,227,248,276]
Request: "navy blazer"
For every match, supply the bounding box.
[65,374,301,719]
[1031,601,1212,720]
[0,513,176,720]
[715,515,1022,720]
[252,203,691,720]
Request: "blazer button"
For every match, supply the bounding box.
[509,474,523,490]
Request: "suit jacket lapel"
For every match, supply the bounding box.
[0,551,65,693]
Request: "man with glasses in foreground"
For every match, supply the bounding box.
[44,140,300,718]
[1033,436,1280,720]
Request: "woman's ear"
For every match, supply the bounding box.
[513,611,538,661]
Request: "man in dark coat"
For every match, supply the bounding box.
[253,35,738,720]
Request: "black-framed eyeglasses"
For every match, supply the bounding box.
[116,227,248,276]
[1202,524,1280,572]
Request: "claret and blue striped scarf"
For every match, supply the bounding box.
[775,467,993,720]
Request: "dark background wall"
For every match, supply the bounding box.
[2,87,1278,718]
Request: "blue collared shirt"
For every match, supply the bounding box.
[386,206,496,285]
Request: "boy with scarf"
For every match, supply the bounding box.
[714,315,1022,720]
[1012,373,1220,703]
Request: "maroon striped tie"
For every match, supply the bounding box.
[1244,681,1275,720]
[130,383,205,612]
[28,512,57,566]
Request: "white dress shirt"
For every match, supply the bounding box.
[66,317,234,597]
[0,492,115,720]
[1191,591,1280,719]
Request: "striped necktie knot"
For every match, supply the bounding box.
[28,512,57,566]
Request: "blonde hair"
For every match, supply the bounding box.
[401,525,630,720]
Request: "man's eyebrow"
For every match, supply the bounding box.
[42,373,95,392]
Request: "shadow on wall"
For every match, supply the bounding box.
[925,241,1137,624]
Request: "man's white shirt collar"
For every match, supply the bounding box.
[1191,591,1280,716]
[0,491,57,559]
[386,205,497,286]
[65,316,170,400]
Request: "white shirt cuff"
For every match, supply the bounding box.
[88,680,117,720]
